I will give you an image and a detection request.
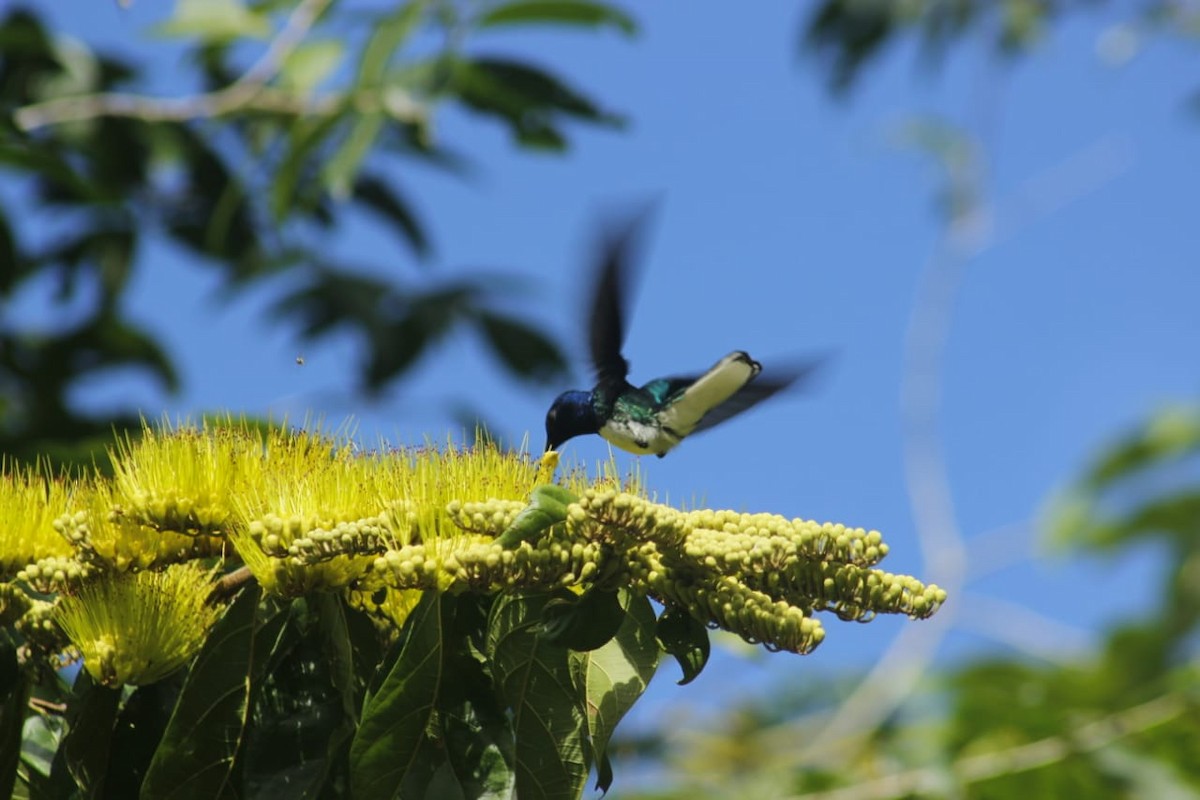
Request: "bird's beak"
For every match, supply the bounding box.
[543,439,554,453]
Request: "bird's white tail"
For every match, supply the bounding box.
[659,351,761,435]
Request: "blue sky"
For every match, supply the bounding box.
[26,1,1200,721]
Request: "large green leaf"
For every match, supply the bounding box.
[540,588,626,652]
[106,679,183,799]
[569,592,658,793]
[350,591,454,799]
[0,636,25,799]
[140,585,262,799]
[60,672,120,798]
[478,1,637,35]
[236,599,345,797]
[488,593,587,800]
[436,657,517,800]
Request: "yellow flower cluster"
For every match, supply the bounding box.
[297,485,945,655]
[0,464,75,576]
[54,563,220,687]
[0,418,946,684]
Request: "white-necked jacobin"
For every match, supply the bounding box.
[544,211,822,458]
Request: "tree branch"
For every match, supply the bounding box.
[12,0,420,131]
[788,693,1189,800]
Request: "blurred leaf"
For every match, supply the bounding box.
[279,39,344,93]
[141,584,262,799]
[0,206,18,295]
[161,124,262,272]
[569,591,658,793]
[357,1,426,87]
[154,0,271,42]
[72,314,180,391]
[350,592,454,799]
[352,173,431,259]
[656,605,709,685]
[272,270,391,339]
[478,0,637,35]
[802,0,893,93]
[363,284,482,389]
[540,588,626,651]
[33,222,135,302]
[0,142,101,204]
[801,1,1049,94]
[447,56,624,150]
[488,592,588,800]
[323,112,385,199]
[270,113,345,222]
[1083,406,1200,489]
[474,311,568,384]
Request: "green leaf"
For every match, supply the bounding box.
[434,647,517,799]
[478,0,637,35]
[0,143,100,203]
[236,599,346,796]
[270,114,344,222]
[496,484,578,548]
[0,637,25,800]
[107,680,183,799]
[570,592,658,793]
[0,207,18,295]
[488,593,587,800]
[279,39,344,93]
[322,112,385,199]
[154,0,271,42]
[61,672,120,797]
[540,588,625,651]
[1085,406,1200,489]
[656,605,710,685]
[447,56,623,150]
[140,585,262,800]
[357,2,427,87]
[12,695,61,789]
[303,593,361,790]
[350,592,453,799]
[474,311,569,384]
[352,174,431,259]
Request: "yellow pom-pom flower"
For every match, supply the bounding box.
[54,562,221,687]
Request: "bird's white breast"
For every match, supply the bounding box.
[599,418,679,456]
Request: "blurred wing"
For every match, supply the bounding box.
[588,209,655,387]
[688,356,827,434]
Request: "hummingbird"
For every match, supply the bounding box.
[543,211,822,458]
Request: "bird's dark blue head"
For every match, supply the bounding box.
[545,390,600,452]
